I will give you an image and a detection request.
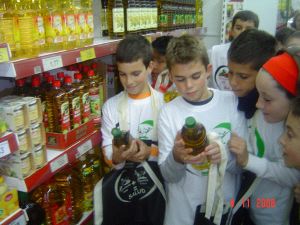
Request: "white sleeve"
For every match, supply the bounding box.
[158,106,186,183]
[101,100,116,160]
[245,154,300,187]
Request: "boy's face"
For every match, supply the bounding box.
[228,60,257,97]
[117,59,152,95]
[152,49,167,79]
[231,19,256,39]
[169,60,211,102]
[279,112,300,169]
[256,70,291,123]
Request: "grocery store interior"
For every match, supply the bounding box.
[0,0,298,224]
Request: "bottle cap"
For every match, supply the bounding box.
[87,70,95,77]
[74,73,82,80]
[111,127,122,138]
[53,80,61,88]
[16,78,25,87]
[57,72,65,79]
[185,116,196,128]
[31,78,41,87]
[64,76,72,84]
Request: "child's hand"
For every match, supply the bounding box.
[204,142,221,164]
[127,139,151,163]
[228,132,248,167]
[294,183,300,203]
[112,140,138,164]
[172,132,193,164]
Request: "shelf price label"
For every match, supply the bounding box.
[76,139,92,158]
[50,154,68,173]
[0,140,10,158]
[80,48,96,62]
[0,47,9,63]
[42,55,63,71]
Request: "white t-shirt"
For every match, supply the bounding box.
[101,90,164,161]
[158,89,246,225]
[210,42,231,90]
[245,110,300,225]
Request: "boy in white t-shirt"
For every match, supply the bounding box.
[210,10,259,89]
[158,34,245,225]
[96,35,165,225]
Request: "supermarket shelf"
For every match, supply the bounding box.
[0,208,26,225]
[5,130,101,192]
[0,27,206,79]
[0,132,19,159]
[77,211,94,225]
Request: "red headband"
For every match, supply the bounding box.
[262,52,298,96]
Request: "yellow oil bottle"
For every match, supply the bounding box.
[54,168,84,224]
[87,148,102,185]
[63,76,82,129]
[73,72,91,123]
[100,0,108,36]
[107,0,126,38]
[61,0,78,50]
[0,0,20,58]
[181,116,208,156]
[44,0,64,51]
[81,0,93,45]
[31,0,46,53]
[78,154,94,212]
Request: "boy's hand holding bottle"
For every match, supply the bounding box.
[111,128,150,164]
[228,132,249,167]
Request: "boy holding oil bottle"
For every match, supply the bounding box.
[157,34,246,225]
[95,34,165,225]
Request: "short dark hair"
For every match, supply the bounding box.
[232,10,259,28]
[228,29,276,71]
[116,34,152,67]
[166,34,209,69]
[152,36,173,56]
[275,27,296,47]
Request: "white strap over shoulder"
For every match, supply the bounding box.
[154,69,170,91]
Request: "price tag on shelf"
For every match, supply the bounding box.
[76,139,92,158]
[80,48,96,62]
[50,154,68,173]
[42,55,63,71]
[0,140,10,158]
[0,47,9,63]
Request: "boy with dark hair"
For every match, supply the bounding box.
[151,35,174,92]
[210,10,259,89]
[227,30,300,225]
[158,34,245,225]
[275,27,295,50]
[95,34,165,225]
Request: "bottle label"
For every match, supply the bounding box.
[89,87,101,118]
[83,190,93,210]
[93,159,100,170]
[86,13,94,38]
[60,101,71,134]
[45,14,63,44]
[112,8,125,33]
[82,92,91,123]
[159,14,168,27]
[78,13,87,40]
[37,16,46,45]
[51,203,69,225]
[83,167,92,177]
[71,96,81,128]
[65,14,77,41]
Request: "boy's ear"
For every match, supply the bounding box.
[206,64,212,79]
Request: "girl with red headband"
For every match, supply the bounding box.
[227,36,300,224]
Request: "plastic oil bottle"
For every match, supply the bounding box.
[181,116,208,156]
[111,127,131,149]
[14,78,27,96]
[63,76,82,129]
[48,80,71,133]
[54,168,83,224]
[73,72,91,123]
[78,154,94,212]
[44,0,64,51]
[75,0,87,47]
[0,0,20,58]
[87,148,102,186]
[31,0,46,53]
[14,0,39,58]
[100,0,108,36]
[81,0,93,45]
[86,70,101,127]
[107,0,126,38]
[91,62,105,107]
[61,0,78,50]
[126,0,137,34]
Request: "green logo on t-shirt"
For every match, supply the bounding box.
[138,120,153,140]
